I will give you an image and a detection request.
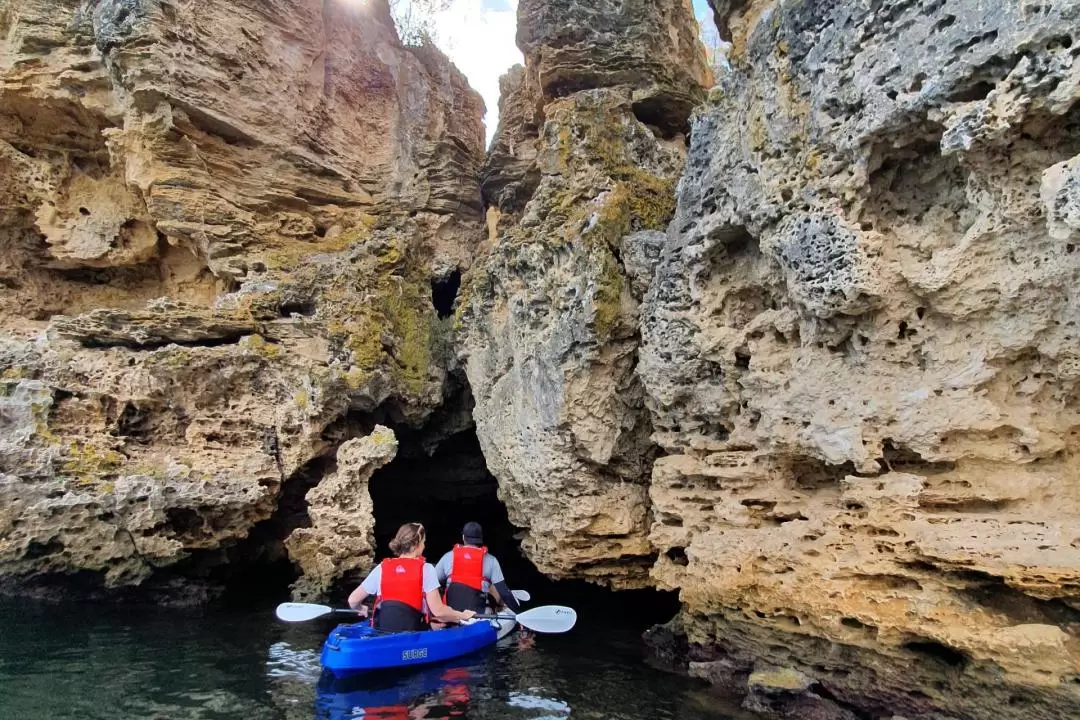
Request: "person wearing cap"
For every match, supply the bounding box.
[435,522,523,615]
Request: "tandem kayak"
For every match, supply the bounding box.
[320,614,517,675]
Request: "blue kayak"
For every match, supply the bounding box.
[320,615,516,675]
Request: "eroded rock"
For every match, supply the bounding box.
[460,0,710,587]
[0,0,484,595]
[284,426,398,601]
[639,0,1080,715]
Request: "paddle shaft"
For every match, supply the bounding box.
[276,598,573,632]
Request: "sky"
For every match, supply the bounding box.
[431,0,716,146]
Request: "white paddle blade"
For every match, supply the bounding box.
[512,589,531,603]
[516,605,577,634]
[276,602,334,623]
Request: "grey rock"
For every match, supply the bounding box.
[638,0,1080,716]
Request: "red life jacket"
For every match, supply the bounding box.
[449,545,487,590]
[376,556,426,612]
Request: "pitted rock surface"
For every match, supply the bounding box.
[637,0,1080,715]
[284,426,398,601]
[0,0,484,595]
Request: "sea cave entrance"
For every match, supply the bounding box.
[367,426,679,628]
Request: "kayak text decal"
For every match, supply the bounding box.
[402,648,429,661]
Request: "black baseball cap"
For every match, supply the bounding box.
[462,521,483,544]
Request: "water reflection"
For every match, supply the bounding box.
[267,638,574,720]
[314,661,482,719]
[506,691,571,718]
[268,641,324,683]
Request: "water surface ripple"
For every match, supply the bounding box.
[0,601,751,719]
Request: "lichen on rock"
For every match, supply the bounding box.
[0,0,484,597]
[638,0,1080,715]
[459,0,710,587]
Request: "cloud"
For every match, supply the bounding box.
[433,0,523,146]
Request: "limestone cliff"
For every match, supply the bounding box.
[460,0,711,587]
[468,0,1080,716]
[0,0,484,596]
[638,1,1080,717]
[5,0,1080,715]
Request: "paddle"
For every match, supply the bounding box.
[275,602,577,633]
[511,589,531,603]
[276,602,361,623]
[478,605,577,634]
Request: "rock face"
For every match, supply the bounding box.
[0,0,484,596]
[467,0,1080,715]
[460,0,711,587]
[636,0,1080,716]
[284,426,397,601]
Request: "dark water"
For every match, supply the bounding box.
[0,600,752,720]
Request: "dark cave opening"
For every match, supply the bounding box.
[367,426,680,629]
[31,403,679,629]
[215,453,339,604]
[431,269,461,319]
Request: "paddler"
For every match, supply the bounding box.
[435,521,523,615]
[348,522,476,632]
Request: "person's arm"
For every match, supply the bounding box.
[348,566,380,616]
[434,552,451,587]
[426,589,476,624]
[491,580,521,612]
[348,587,370,615]
[423,563,474,623]
[487,556,522,612]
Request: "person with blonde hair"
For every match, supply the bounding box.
[347,523,476,632]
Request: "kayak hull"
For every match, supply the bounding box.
[320,616,515,675]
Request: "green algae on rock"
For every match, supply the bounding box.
[0,0,484,599]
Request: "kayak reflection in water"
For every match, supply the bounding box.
[347,523,476,633]
[315,660,481,720]
[315,661,572,720]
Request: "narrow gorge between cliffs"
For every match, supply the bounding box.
[2,0,1080,719]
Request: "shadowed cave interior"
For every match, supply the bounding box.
[366,427,680,628]
[207,418,678,629]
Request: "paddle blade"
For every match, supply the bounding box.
[515,605,577,634]
[511,589,531,603]
[276,602,334,623]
